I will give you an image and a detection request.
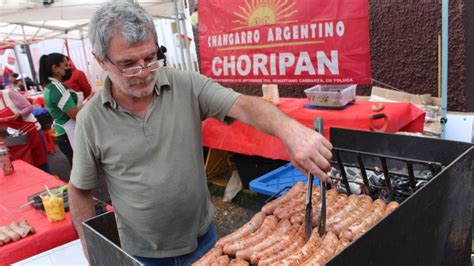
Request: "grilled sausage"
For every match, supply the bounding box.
[331,196,373,235]
[310,191,345,227]
[192,246,222,266]
[261,182,305,215]
[274,186,322,219]
[385,201,400,216]
[250,224,299,265]
[339,199,386,241]
[301,231,339,265]
[275,227,323,266]
[334,238,351,255]
[211,255,229,266]
[326,194,360,230]
[216,212,266,248]
[273,192,305,219]
[223,215,278,256]
[235,219,291,261]
[258,226,306,266]
[229,259,249,266]
[290,189,341,226]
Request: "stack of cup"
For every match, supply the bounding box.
[262,84,280,105]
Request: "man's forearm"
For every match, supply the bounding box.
[227,94,333,181]
[68,185,95,259]
[228,95,297,139]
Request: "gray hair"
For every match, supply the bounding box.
[88,1,157,59]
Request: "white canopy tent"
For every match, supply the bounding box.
[0,0,195,88]
[0,0,181,46]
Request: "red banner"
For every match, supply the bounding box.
[199,0,371,85]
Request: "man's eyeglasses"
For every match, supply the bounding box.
[105,55,163,77]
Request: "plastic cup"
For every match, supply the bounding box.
[40,190,65,222]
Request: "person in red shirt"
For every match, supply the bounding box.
[63,59,92,99]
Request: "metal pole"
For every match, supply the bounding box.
[13,46,27,91]
[19,25,35,87]
[80,29,92,86]
[180,9,195,71]
[440,0,449,138]
[24,44,38,84]
[174,0,188,70]
[64,36,71,57]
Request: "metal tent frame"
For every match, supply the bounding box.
[0,0,194,85]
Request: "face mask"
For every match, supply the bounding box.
[62,68,72,81]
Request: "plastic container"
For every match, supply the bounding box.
[40,190,65,222]
[250,163,319,197]
[304,84,356,109]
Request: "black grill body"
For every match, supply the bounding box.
[327,128,473,266]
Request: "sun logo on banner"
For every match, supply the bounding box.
[232,0,298,30]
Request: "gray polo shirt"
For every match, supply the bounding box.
[70,67,240,258]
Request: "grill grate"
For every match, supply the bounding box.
[329,147,444,201]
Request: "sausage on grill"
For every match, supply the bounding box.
[215,212,266,248]
[229,259,249,266]
[223,215,278,256]
[261,181,305,215]
[249,223,299,265]
[275,227,323,266]
[301,231,339,265]
[192,246,222,266]
[235,219,291,261]
[257,226,306,266]
[211,255,229,266]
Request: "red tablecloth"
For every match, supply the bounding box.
[202,98,425,161]
[0,160,78,265]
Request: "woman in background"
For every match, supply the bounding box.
[0,89,49,172]
[39,53,86,166]
[64,58,92,99]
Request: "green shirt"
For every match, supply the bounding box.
[70,67,240,258]
[44,78,78,136]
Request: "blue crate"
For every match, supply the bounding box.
[249,163,320,197]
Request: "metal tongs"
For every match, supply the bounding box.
[304,117,325,240]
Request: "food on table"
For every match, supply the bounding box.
[41,193,65,222]
[0,220,35,246]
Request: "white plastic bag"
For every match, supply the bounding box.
[223,170,243,202]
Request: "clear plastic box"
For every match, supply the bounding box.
[304,84,356,108]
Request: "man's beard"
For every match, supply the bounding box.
[113,74,156,98]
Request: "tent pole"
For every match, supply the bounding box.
[80,29,92,86]
[13,46,27,91]
[441,0,448,138]
[64,38,71,57]
[24,44,38,84]
[20,25,37,86]
[180,9,195,72]
[174,0,188,70]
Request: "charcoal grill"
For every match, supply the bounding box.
[326,128,473,266]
